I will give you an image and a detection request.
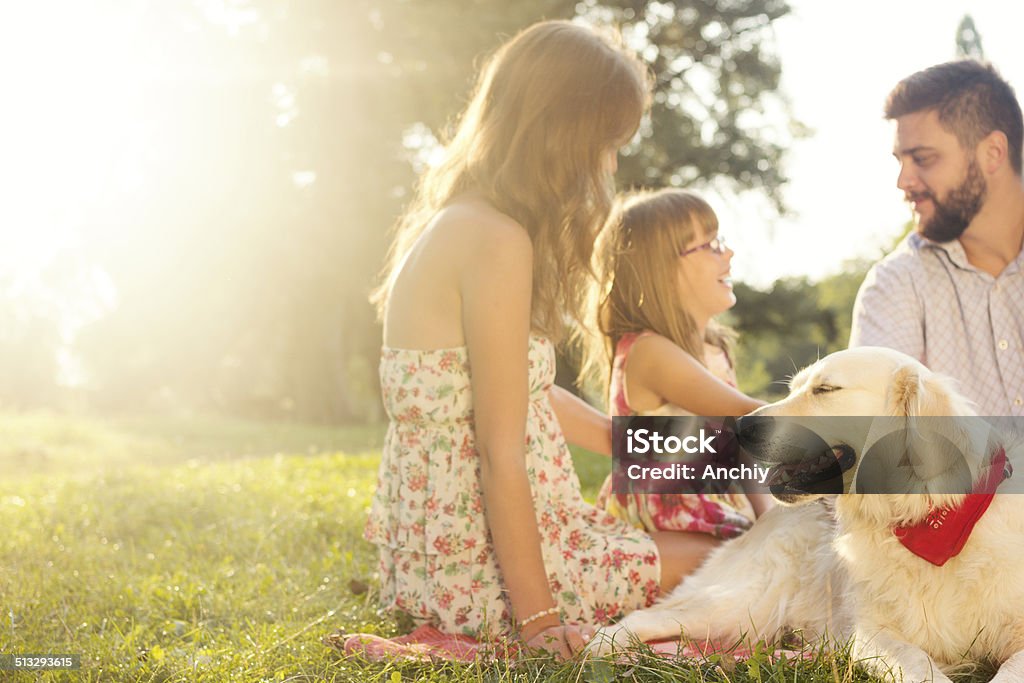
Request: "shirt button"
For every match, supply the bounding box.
[1016,397,1024,407]
[999,339,1009,350]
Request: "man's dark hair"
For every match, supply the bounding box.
[885,60,1023,175]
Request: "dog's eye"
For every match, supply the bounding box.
[812,384,841,395]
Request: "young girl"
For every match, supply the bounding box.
[365,20,684,659]
[586,188,772,577]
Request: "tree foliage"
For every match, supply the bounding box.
[729,262,870,399]
[598,0,797,208]
[955,14,985,60]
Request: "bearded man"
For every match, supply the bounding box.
[850,59,1024,417]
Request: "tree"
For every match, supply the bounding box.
[728,258,871,399]
[955,15,985,60]
[596,0,797,209]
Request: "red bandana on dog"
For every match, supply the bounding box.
[892,448,1011,566]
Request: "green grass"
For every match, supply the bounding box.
[0,412,988,681]
[0,412,384,478]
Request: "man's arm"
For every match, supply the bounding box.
[848,259,925,362]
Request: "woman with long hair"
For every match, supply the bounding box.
[365,20,671,658]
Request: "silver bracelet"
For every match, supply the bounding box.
[519,606,560,630]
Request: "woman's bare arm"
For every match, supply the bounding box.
[628,333,772,516]
[548,385,612,456]
[628,334,765,416]
[459,212,563,640]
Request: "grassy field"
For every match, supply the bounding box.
[0,411,982,682]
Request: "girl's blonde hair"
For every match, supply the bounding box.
[582,188,737,393]
[371,20,651,342]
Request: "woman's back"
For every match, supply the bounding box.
[384,198,519,351]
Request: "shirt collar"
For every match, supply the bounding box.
[910,231,1024,277]
[909,232,974,271]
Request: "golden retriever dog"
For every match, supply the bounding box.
[589,347,1024,683]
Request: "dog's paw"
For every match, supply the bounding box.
[584,625,631,657]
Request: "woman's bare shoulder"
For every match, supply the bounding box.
[385,200,531,348]
[628,333,705,378]
[629,332,687,359]
[431,198,532,259]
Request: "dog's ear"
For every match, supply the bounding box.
[887,365,975,418]
[871,365,974,491]
[886,366,922,418]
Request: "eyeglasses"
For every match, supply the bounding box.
[680,234,728,257]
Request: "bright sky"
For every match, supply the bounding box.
[722,0,1024,287]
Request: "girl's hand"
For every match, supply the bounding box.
[521,620,597,660]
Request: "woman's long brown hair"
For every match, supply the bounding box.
[372,20,650,342]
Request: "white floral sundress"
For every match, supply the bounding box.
[364,334,661,638]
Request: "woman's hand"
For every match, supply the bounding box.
[521,619,597,660]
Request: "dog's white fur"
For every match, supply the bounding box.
[590,347,1024,683]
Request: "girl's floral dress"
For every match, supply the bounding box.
[364,335,660,638]
[595,331,756,539]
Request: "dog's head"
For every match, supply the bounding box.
[738,347,987,506]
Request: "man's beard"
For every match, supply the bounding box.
[915,160,986,242]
